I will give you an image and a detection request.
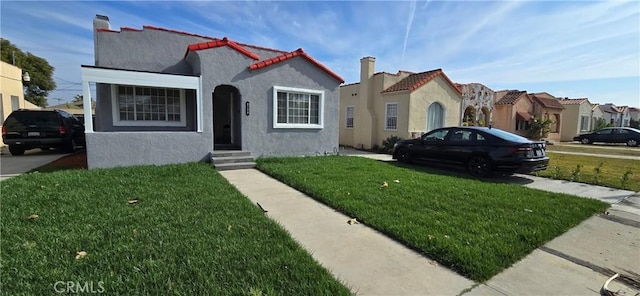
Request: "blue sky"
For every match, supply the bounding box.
[1,1,639,107]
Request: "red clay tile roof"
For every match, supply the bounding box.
[381,69,462,94]
[516,111,533,121]
[559,98,589,105]
[97,25,341,83]
[249,48,344,83]
[530,94,564,110]
[495,90,527,105]
[187,37,260,60]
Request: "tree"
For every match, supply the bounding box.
[0,38,56,107]
[526,117,554,140]
[72,94,83,103]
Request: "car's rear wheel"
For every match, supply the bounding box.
[64,139,77,153]
[8,145,25,156]
[467,156,493,178]
[395,148,412,163]
[627,139,638,147]
[581,138,591,144]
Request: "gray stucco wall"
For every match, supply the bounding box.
[194,46,340,157]
[90,27,340,169]
[86,132,210,168]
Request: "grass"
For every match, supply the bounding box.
[546,143,640,157]
[256,156,608,281]
[537,152,640,192]
[1,163,351,295]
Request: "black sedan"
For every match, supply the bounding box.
[573,127,640,147]
[392,126,549,177]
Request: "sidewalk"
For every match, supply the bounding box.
[220,152,639,295]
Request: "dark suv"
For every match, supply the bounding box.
[2,109,85,156]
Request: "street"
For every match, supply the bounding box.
[0,148,69,180]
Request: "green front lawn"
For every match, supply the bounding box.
[257,156,608,281]
[537,152,640,192]
[1,163,350,295]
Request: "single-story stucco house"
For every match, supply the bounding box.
[80,15,344,169]
[339,57,462,150]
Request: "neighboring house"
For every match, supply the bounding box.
[590,103,605,131]
[45,100,96,125]
[492,90,563,141]
[558,98,592,141]
[529,92,564,142]
[618,106,631,127]
[339,57,462,150]
[629,107,640,128]
[493,90,535,138]
[0,61,40,147]
[600,103,622,127]
[457,83,495,127]
[80,15,343,169]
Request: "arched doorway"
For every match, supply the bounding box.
[479,107,490,126]
[427,102,445,131]
[463,106,476,126]
[213,85,241,148]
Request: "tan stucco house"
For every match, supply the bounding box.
[0,61,40,146]
[457,83,495,127]
[493,90,563,141]
[339,57,462,149]
[558,98,593,141]
[590,103,605,130]
[493,90,535,138]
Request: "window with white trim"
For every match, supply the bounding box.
[385,103,398,130]
[112,85,186,127]
[345,106,354,128]
[273,86,323,129]
[580,115,589,131]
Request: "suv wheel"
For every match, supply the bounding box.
[64,139,77,153]
[8,145,25,156]
[581,138,591,144]
[627,139,638,147]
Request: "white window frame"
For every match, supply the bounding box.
[272,86,324,129]
[385,102,398,131]
[345,105,354,129]
[111,85,187,127]
[580,115,589,131]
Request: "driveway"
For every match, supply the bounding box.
[0,148,70,180]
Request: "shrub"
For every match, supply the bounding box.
[381,135,403,154]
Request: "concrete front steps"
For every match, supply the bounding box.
[211,150,256,171]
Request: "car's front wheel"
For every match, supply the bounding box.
[8,145,25,156]
[467,156,493,178]
[581,138,591,144]
[395,148,412,163]
[627,139,638,147]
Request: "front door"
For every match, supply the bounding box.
[213,85,241,148]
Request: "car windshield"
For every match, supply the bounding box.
[480,128,530,142]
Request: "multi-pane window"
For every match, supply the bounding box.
[117,86,182,123]
[580,115,589,131]
[385,103,398,130]
[273,86,323,128]
[345,106,354,128]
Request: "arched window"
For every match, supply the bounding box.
[427,102,445,131]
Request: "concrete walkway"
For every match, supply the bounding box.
[220,151,639,295]
[220,169,475,295]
